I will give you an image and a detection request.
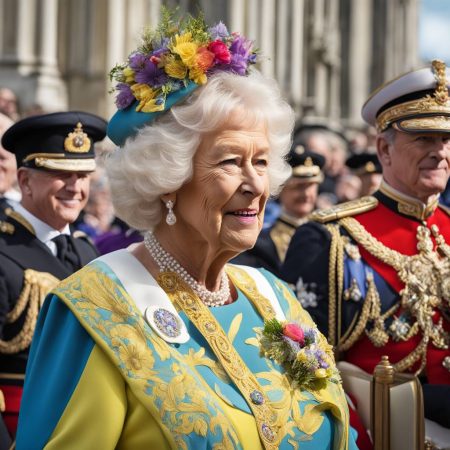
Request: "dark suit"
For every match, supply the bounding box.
[0,209,98,436]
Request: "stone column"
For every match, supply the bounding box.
[289,0,305,115]
[347,0,372,124]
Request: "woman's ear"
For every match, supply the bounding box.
[160,193,176,206]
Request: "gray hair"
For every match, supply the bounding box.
[104,70,295,231]
[380,127,396,145]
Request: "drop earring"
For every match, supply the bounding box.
[165,200,176,225]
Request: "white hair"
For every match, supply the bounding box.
[105,70,295,231]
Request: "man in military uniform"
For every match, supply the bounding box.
[281,60,450,431]
[233,147,324,275]
[0,111,106,437]
[345,151,382,196]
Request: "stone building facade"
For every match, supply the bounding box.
[0,0,419,129]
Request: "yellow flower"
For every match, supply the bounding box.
[314,368,327,379]
[164,57,188,79]
[296,350,309,364]
[189,66,207,85]
[118,342,155,376]
[171,32,198,67]
[123,67,135,83]
[131,83,164,113]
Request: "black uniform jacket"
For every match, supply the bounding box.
[0,211,98,377]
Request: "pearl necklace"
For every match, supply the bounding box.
[144,231,230,307]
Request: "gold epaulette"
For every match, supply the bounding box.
[0,220,14,234]
[5,208,35,235]
[438,203,450,216]
[0,269,60,354]
[73,230,88,239]
[310,196,378,224]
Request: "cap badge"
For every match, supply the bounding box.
[64,122,91,153]
[365,161,376,173]
[431,59,449,106]
[418,59,449,111]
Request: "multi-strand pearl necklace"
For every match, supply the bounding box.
[144,231,230,307]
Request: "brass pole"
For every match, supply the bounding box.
[372,355,394,450]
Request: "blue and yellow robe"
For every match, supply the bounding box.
[16,250,358,449]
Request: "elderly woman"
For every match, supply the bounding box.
[16,13,358,450]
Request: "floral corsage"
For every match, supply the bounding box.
[259,319,340,391]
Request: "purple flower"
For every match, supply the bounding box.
[304,328,316,345]
[208,22,229,40]
[115,83,135,109]
[282,336,301,358]
[134,59,168,88]
[229,54,248,75]
[152,36,170,53]
[128,52,147,70]
[230,34,253,59]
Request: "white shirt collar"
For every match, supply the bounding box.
[14,203,71,246]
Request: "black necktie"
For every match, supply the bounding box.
[52,234,80,272]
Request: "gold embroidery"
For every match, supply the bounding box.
[64,122,91,153]
[338,216,450,373]
[34,158,96,172]
[377,60,450,131]
[311,196,378,224]
[0,269,59,354]
[0,221,14,234]
[158,271,281,450]
[270,221,296,263]
[5,208,35,235]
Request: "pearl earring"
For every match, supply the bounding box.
[165,200,176,225]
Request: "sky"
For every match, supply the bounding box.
[419,0,450,63]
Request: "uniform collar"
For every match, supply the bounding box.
[14,203,70,243]
[375,179,439,222]
[278,210,308,228]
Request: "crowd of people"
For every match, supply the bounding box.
[0,9,449,450]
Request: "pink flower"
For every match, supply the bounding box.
[283,323,305,345]
[207,40,231,64]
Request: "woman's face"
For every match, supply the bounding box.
[174,110,270,256]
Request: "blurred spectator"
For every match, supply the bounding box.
[75,166,114,237]
[232,148,325,275]
[22,104,47,118]
[346,152,382,196]
[294,124,349,194]
[0,113,18,215]
[334,173,362,202]
[0,88,20,122]
[94,218,143,255]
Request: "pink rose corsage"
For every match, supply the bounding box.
[259,318,340,390]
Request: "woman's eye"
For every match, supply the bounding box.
[220,158,238,166]
[255,159,268,167]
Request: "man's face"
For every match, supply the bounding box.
[0,146,17,195]
[378,131,450,201]
[279,179,319,218]
[18,168,90,231]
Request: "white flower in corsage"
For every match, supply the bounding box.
[259,319,341,391]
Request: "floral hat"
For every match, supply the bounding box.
[107,9,258,146]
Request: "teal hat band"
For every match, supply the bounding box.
[107,81,198,146]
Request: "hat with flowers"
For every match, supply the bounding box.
[107,9,258,146]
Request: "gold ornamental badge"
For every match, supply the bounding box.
[64,122,91,153]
